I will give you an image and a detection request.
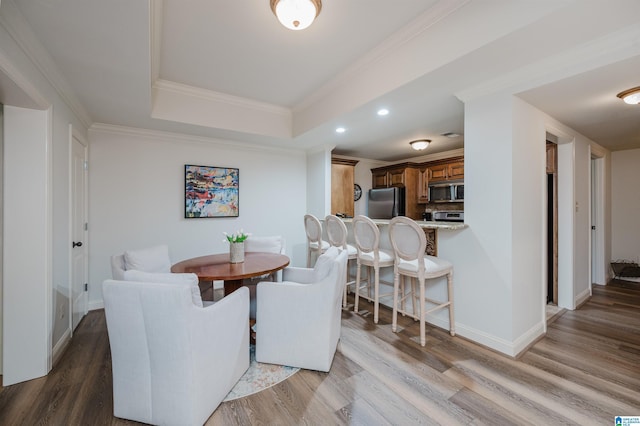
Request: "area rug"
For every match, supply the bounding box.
[223,345,299,402]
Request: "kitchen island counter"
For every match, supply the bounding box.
[341,218,467,231]
[340,217,467,256]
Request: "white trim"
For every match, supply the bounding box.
[150,0,163,85]
[88,122,306,157]
[0,48,49,109]
[456,24,640,103]
[88,300,104,311]
[52,328,71,367]
[575,287,591,308]
[295,0,470,111]
[68,125,90,337]
[153,79,291,117]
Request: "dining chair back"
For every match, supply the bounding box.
[325,214,358,307]
[243,235,286,319]
[304,214,329,267]
[352,215,394,323]
[388,216,455,346]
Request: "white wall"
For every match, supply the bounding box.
[611,148,640,263]
[437,93,606,356]
[306,147,332,219]
[3,106,51,385]
[87,126,308,307]
[1,4,90,382]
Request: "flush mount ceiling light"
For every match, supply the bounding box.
[410,139,431,151]
[617,86,640,104]
[270,0,322,30]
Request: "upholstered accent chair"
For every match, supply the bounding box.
[102,278,249,425]
[255,246,348,372]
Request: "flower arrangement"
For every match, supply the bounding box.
[223,229,250,243]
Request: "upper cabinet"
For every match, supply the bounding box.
[331,157,359,217]
[418,157,464,203]
[427,158,464,182]
[371,163,417,189]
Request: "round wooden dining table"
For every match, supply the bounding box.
[171,251,290,295]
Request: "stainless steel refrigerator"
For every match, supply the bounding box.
[367,187,405,219]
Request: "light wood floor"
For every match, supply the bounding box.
[1,280,639,425]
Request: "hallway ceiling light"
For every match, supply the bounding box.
[410,139,431,150]
[616,86,640,104]
[270,0,322,31]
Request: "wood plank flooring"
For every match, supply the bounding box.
[1,280,638,425]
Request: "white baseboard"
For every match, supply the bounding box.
[52,328,71,367]
[576,287,591,307]
[88,300,104,311]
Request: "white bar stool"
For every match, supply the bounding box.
[325,214,358,307]
[352,215,395,323]
[304,214,329,267]
[388,216,455,346]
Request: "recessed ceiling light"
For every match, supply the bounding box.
[441,132,461,138]
[335,127,346,133]
[377,108,389,116]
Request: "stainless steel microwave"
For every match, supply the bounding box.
[428,181,464,203]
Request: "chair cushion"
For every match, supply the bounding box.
[122,270,203,308]
[124,245,171,274]
[313,246,340,281]
[359,248,394,264]
[309,240,330,250]
[398,255,452,275]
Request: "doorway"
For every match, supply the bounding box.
[71,129,88,332]
[546,141,558,306]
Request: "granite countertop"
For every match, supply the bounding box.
[341,218,467,230]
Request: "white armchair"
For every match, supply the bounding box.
[255,246,348,372]
[102,279,250,425]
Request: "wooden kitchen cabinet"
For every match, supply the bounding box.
[417,156,464,204]
[331,157,359,217]
[448,160,465,180]
[426,157,464,183]
[370,163,421,219]
[418,168,429,203]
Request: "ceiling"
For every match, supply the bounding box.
[9,0,640,162]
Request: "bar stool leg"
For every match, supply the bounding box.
[392,268,400,332]
[373,266,380,324]
[419,279,426,347]
[448,271,455,336]
[354,261,362,314]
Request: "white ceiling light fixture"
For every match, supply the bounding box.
[377,108,389,116]
[336,127,346,133]
[270,0,322,31]
[410,139,431,151]
[617,86,640,105]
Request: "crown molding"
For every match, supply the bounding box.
[153,79,291,117]
[0,0,93,128]
[456,23,640,103]
[150,0,163,84]
[294,0,470,112]
[88,123,305,157]
[0,47,49,109]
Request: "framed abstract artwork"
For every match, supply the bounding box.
[185,165,239,218]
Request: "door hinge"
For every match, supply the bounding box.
[591,225,596,230]
[83,160,88,170]
[84,283,88,292]
[84,222,88,231]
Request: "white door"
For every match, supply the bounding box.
[71,134,88,331]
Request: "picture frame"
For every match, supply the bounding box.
[185,164,239,218]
